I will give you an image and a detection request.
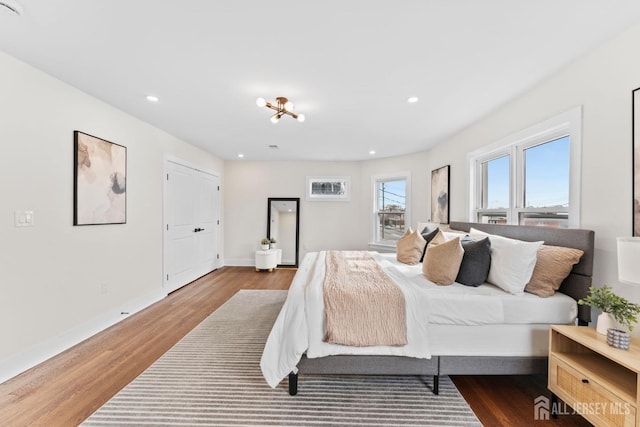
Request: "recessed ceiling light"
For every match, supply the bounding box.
[146,95,159,102]
[407,97,419,103]
[369,150,376,155]
[238,154,244,158]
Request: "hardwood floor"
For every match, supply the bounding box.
[0,266,590,427]
[0,267,294,427]
[451,375,591,426]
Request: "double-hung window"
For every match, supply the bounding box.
[372,172,410,246]
[469,107,581,228]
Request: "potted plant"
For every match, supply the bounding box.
[269,237,277,249]
[260,238,270,250]
[578,285,640,335]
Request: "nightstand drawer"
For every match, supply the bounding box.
[550,356,636,427]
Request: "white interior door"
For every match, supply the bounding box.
[164,160,219,294]
[194,172,219,278]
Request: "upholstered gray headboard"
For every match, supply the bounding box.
[449,222,595,325]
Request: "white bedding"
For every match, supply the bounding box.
[260,250,577,388]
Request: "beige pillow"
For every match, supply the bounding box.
[422,236,464,285]
[396,228,426,264]
[525,245,584,297]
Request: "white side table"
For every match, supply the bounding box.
[255,249,282,272]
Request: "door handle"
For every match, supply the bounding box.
[194,227,204,232]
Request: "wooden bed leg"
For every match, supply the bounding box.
[433,375,439,395]
[288,372,298,396]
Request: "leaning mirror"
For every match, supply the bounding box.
[267,197,300,267]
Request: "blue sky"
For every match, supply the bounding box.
[379,180,406,209]
[378,136,569,211]
[487,136,569,208]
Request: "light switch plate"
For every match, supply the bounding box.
[14,210,34,227]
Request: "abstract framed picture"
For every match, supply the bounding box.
[74,131,127,225]
[634,87,640,236]
[306,176,351,201]
[431,165,450,224]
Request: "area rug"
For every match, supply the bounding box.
[83,290,481,426]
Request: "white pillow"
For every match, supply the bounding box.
[442,230,467,240]
[469,227,543,295]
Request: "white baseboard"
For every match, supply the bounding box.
[224,258,254,267]
[0,288,165,384]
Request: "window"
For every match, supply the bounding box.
[372,172,410,246]
[468,107,581,228]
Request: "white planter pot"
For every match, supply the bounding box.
[260,244,270,251]
[596,312,615,335]
[607,328,631,350]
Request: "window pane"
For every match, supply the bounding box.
[519,212,568,228]
[378,180,406,212]
[377,212,406,244]
[376,179,406,244]
[482,155,509,209]
[477,212,507,224]
[524,136,570,208]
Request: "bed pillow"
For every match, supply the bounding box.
[418,227,440,262]
[442,230,468,240]
[525,245,584,297]
[422,236,464,285]
[469,228,543,295]
[396,228,426,264]
[455,236,491,287]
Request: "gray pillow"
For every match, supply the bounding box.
[419,227,440,262]
[455,236,491,287]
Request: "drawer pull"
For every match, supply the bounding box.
[581,379,589,384]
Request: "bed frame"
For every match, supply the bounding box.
[288,221,595,395]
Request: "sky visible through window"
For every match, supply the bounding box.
[378,180,406,210]
[487,155,510,209]
[525,136,569,208]
[486,136,569,209]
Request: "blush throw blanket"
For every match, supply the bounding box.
[323,250,408,346]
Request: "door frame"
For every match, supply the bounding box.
[163,155,221,295]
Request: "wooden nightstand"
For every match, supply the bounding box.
[549,325,640,426]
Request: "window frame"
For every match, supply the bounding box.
[370,171,411,248]
[467,106,582,228]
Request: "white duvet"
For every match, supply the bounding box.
[260,251,576,388]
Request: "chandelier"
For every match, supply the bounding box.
[256,97,305,123]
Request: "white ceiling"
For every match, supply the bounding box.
[2,1,640,161]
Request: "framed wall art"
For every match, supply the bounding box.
[634,87,640,236]
[431,165,450,224]
[74,131,127,225]
[306,176,351,201]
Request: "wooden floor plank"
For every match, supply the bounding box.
[0,266,591,426]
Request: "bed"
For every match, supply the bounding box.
[260,221,595,395]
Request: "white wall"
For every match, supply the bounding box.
[224,153,434,264]
[224,22,640,334]
[0,51,224,382]
[6,14,640,384]
[425,22,640,330]
[224,161,365,265]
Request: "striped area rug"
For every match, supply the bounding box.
[83,290,481,426]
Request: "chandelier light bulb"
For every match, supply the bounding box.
[258,96,305,123]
